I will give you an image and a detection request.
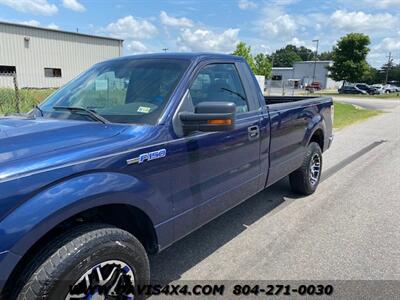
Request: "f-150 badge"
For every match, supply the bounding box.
[127,149,167,165]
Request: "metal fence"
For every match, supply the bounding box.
[0,72,21,114]
[0,73,55,115]
[265,79,302,96]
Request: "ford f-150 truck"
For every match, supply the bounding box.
[0,53,333,299]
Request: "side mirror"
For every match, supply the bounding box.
[179,101,236,135]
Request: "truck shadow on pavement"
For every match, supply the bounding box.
[149,177,301,283]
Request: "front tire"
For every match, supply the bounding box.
[14,224,150,300]
[289,142,322,195]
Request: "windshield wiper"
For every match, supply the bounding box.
[33,105,44,117]
[220,87,246,101]
[52,106,109,124]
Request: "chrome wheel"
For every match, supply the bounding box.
[309,153,321,186]
[65,260,135,300]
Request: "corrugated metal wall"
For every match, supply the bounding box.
[293,62,331,88]
[0,23,122,88]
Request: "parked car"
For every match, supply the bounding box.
[371,84,385,94]
[383,84,399,93]
[338,85,367,94]
[392,85,400,92]
[0,53,333,299]
[355,83,378,95]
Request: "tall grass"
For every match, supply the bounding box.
[0,88,56,114]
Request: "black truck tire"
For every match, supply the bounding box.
[14,223,150,300]
[289,142,322,195]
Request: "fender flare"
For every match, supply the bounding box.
[303,114,326,148]
[0,172,160,256]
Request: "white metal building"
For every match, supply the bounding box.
[0,21,123,88]
[271,61,340,89]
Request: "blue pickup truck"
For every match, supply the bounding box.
[0,53,333,299]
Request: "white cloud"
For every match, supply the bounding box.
[273,0,299,5]
[126,40,148,53]
[374,37,400,52]
[160,11,193,27]
[47,22,59,29]
[177,28,239,52]
[330,10,398,32]
[20,19,40,26]
[260,14,296,37]
[0,0,58,15]
[288,37,305,47]
[62,0,85,12]
[104,15,158,39]
[238,0,257,10]
[361,0,400,9]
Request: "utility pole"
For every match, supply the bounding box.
[385,52,393,84]
[312,39,319,83]
[162,48,168,53]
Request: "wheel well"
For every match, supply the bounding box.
[2,204,158,297]
[310,129,324,150]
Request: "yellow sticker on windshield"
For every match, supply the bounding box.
[137,106,151,113]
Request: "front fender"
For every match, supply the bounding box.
[0,172,163,256]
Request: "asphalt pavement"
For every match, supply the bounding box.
[332,96,400,111]
[149,98,400,288]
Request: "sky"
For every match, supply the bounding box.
[0,0,399,68]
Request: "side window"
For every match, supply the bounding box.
[189,64,249,113]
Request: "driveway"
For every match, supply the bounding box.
[332,96,400,111]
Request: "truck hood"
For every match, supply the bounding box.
[0,116,125,164]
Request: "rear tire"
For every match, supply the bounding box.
[289,142,322,195]
[14,223,150,300]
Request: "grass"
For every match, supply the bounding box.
[315,91,400,99]
[0,88,56,114]
[333,101,382,129]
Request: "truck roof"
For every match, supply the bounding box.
[108,52,245,63]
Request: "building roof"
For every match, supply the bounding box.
[0,21,123,42]
[294,60,332,64]
[272,67,294,70]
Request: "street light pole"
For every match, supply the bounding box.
[312,39,319,83]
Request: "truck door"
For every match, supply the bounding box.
[169,62,263,240]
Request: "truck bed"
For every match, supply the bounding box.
[264,95,320,104]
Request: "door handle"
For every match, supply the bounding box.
[248,125,260,140]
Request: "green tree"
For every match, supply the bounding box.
[270,45,302,67]
[360,65,378,84]
[233,42,256,72]
[328,33,371,84]
[254,53,272,77]
[318,51,334,60]
[389,64,400,83]
[296,46,315,61]
[381,62,400,84]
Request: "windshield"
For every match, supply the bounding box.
[40,58,190,124]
